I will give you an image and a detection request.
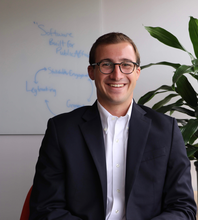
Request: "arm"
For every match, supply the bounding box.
[29,118,82,220]
[151,119,196,220]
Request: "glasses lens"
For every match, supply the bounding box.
[99,61,135,74]
[99,61,114,74]
[120,62,134,74]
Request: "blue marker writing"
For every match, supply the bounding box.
[56,48,89,58]
[48,67,88,79]
[45,100,56,115]
[26,81,56,97]
[34,67,47,84]
[49,38,67,47]
[37,24,73,38]
[66,99,84,109]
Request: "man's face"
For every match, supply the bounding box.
[88,42,140,113]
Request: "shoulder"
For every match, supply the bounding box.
[51,105,92,124]
[47,101,99,127]
[43,103,99,140]
[138,104,171,118]
[43,105,93,137]
[135,103,175,127]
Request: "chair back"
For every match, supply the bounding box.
[20,186,32,220]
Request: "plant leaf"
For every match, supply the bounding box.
[145,26,186,51]
[172,106,195,117]
[177,118,189,126]
[172,65,193,84]
[186,144,198,158]
[181,119,198,145]
[193,146,198,160]
[141,61,180,70]
[137,85,173,105]
[189,134,198,145]
[192,59,198,65]
[152,94,178,110]
[195,107,198,118]
[176,75,197,107]
[156,99,183,114]
[192,59,198,73]
[189,72,198,80]
[137,91,156,105]
[189,16,198,59]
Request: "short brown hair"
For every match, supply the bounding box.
[89,32,140,66]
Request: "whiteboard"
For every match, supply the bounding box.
[0,0,101,134]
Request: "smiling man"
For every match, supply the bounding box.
[88,41,140,117]
[29,33,196,220]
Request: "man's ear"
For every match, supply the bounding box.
[88,65,95,80]
[135,66,141,80]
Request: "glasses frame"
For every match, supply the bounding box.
[91,60,139,75]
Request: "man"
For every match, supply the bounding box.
[29,32,196,220]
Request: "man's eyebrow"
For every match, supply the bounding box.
[120,58,134,62]
[99,58,112,62]
[99,58,134,63]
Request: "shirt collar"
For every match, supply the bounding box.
[97,100,133,132]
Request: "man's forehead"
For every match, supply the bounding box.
[96,42,132,49]
[95,42,136,61]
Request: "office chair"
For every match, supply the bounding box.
[20,186,32,220]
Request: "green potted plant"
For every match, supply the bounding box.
[138,17,198,164]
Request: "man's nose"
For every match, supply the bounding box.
[109,64,123,80]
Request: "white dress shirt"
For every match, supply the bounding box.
[97,101,133,220]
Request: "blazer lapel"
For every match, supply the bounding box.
[79,102,107,213]
[79,101,151,211]
[125,102,151,204]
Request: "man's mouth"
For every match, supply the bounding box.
[109,84,125,88]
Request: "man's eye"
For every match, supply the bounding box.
[122,62,132,67]
[101,62,112,67]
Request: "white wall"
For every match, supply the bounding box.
[0,135,42,219]
[1,0,198,219]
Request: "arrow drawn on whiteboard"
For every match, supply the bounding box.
[45,100,56,116]
[87,79,94,102]
[34,68,47,84]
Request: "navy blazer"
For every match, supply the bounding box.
[29,101,196,220]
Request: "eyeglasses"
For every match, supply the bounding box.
[91,60,139,74]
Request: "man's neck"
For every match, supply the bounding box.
[97,100,133,117]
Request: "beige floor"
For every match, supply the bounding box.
[194,191,198,219]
